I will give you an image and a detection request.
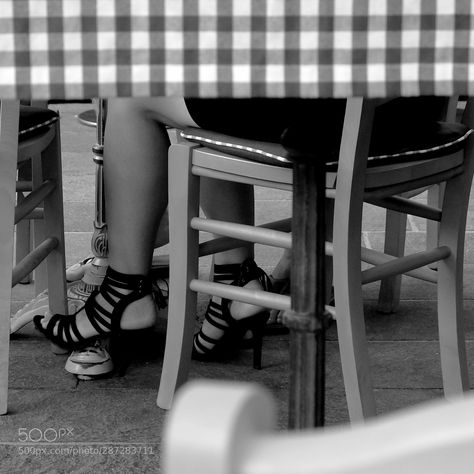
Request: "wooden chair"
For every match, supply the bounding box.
[163,380,474,474]
[0,101,67,414]
[377,98,461,313]
[157,98,474,422]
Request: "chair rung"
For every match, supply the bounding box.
[12,237,58,286]
[189,280,291,311]
[191,217,291,249]
[14,179,55,224]
[16,180,32,192]
[361,246,448,284]
[198,218,292,256]
[189,280,336,319]
[366,195,442,221]
[26,208,44,220]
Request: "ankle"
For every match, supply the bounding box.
[102,267,152,300]
[212,263,241,283]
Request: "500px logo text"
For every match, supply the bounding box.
[18,427,74,443]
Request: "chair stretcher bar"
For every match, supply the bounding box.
[12,237,58,286]
[14,179,55,224]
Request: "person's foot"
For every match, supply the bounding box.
[34,267,158,349]
[192,259,272,358]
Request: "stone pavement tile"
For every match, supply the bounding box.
[254,187,291,201]
[60,126,97,154]
[64,202,95,232]
[363,203,396,232]
[254,245,285,273]
[362,277,437,301]
[335,300,474,341]
[11,282,35,304]
[375,388,443,416]
[8,340,77,391]
[325,388,350,425]
[62,173,95,202]
[65,232,93,267]
[367,231,427,254]
[326,340,474,390]
[368,341,444,389]
[323,389,446,426]
[254,199,291,225]
[60,150,95,176]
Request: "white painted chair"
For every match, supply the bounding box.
[163,380,474,474]
[377,98,460,313]
[157,98,474,423]
[0,101,67,414]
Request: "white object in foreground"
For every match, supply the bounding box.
[163,380,474,474]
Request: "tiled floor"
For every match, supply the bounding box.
[2,104,474,472]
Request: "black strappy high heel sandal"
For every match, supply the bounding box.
[192,258,272,369]
[33,267,154,355]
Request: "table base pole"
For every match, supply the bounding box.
[284,159,328,429]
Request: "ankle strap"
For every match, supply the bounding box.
[213,263,241,282]
[105,267,152,296]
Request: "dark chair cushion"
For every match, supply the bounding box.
[19,106,59,141]
[181,121,471,169]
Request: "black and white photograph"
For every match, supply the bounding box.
[1,1,474,472]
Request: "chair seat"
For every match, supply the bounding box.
[181,121,471,169]
[181,129,468,194]
[19,106,59,141]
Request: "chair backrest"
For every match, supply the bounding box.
[163,380,474,474]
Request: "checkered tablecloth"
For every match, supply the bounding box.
[0,0,473,99]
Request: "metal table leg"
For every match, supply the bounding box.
[282,137,330,429]
[68,99,109,301]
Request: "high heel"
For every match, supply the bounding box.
[33,267,154,351]
[192,259,272,368]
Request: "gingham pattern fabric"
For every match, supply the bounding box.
[0,0,473,99]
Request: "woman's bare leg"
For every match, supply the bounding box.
[38,96,264,347]
[194,178,266,355]
[39,98,197,339]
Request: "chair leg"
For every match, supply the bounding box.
[16,164,33,284]
[0,100,20,415]
[157,142,200,410]
[377,209,407,313]
[426,184,444,270]
[334,232,377,421]
[31,152,48,295]
[436,176,469,397]
[0,175,15,416]
[41,122,67,316]
[333,98,377,422]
